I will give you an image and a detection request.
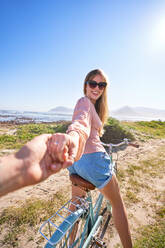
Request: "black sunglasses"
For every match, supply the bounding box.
[86,80,107,90]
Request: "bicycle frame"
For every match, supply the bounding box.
[40,187,109,248]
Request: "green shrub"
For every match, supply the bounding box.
[123,120,165,139]
[0,122,71,150]
[101,117,134,143]
[53,122,71,133]
[0,135,18,149]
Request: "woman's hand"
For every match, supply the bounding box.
[48,132,79,169]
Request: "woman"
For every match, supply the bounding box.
[49,69,132,248]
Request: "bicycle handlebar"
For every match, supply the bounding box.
[128,142,139,148]
[101,138,139,149]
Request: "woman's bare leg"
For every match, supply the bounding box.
[99,174,132,248]
[69,185,86,246]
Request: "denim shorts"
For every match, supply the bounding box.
[67,152,114,189]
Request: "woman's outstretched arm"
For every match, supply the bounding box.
[48,97,92,167]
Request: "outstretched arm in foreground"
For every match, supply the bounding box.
[0,134,67,197]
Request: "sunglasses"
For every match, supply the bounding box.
[86,80,107,90]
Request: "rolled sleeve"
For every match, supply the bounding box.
[67,97,92,160]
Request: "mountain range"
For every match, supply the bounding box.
[49,106,73,113]
[111,106,165,118]
[49,106,165,121]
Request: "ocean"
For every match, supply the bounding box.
[0,110,164,124]
[0,110,72,123]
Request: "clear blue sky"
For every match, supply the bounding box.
[0,0,165,112]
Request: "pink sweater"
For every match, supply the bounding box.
[67,96,105,160]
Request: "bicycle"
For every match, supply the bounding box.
[39,138,139,248]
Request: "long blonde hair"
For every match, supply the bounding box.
[83,69,109,135]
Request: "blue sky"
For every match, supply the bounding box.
[0,0,165,112]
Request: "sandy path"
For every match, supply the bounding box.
[0,170,71,211]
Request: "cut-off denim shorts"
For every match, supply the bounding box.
[67,152,114,189]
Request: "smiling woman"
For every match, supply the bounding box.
[48,68,133,247]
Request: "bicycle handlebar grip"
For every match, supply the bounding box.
[129,143,139,148]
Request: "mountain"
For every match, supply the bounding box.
[48,105,165,121]
[111,106,140,116]
[111,106,165,120]
[49,106,73,113]
[134,107,165,117]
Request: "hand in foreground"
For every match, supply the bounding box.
[0,134,66,197]
[15,134,64,186]
[48,132,79,169]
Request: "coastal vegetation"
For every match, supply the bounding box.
[1,119,165,150]
[123,120,165,140]
[0,121,70,150]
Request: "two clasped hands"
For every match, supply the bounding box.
[47,131,79,171]
[0,132,79,197]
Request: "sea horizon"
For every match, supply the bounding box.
[0,109,165,123]
[0,109,72,123]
